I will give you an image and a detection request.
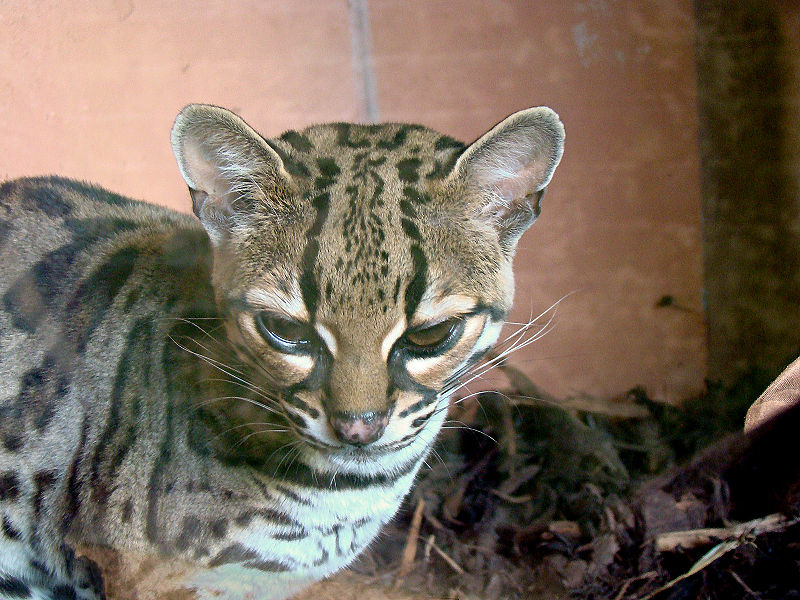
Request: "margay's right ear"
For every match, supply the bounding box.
[449,107,565,254]
[170,104,293,245]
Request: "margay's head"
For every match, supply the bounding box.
[170,105,564,465]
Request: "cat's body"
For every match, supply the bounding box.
[0,105,563,600]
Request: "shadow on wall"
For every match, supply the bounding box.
[696,0,800,385]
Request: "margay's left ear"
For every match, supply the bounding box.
[450,107,565,253]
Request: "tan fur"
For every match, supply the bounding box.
[0,104,563,600]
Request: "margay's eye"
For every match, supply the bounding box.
[402,317,465,356]
[256,312,316,354]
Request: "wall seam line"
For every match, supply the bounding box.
[347,0,380,123]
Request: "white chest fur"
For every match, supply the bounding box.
[185,460,423,600]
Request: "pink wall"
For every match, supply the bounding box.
[0,1,706,401]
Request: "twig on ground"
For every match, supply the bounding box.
[424,535,465,575]
[654,513,795,552]
[397,498,426,579]
[613,572,659,600]
[638,539,741,600]
[489,488,533,504]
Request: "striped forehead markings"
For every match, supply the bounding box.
[397,158,422,183]
[314,157,341,190]
[299,192,329,318]
[376,127,410,150]
[279,130,314,153]
[404,246,428,322]
[336,123,372,149]
[294,124,448,319]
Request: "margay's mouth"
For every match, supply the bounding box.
[336,434,417,460]
[294,431,398,459]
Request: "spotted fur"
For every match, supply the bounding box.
[0,105,563,599]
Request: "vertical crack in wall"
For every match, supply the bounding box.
[348,0,380,123]
[695,0,800,384]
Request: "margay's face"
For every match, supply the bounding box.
[220,123,512,461]
[171,103,563,467]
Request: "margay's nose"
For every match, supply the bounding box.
[329,411,389,446]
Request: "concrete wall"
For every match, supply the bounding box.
[0,1,706,401]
